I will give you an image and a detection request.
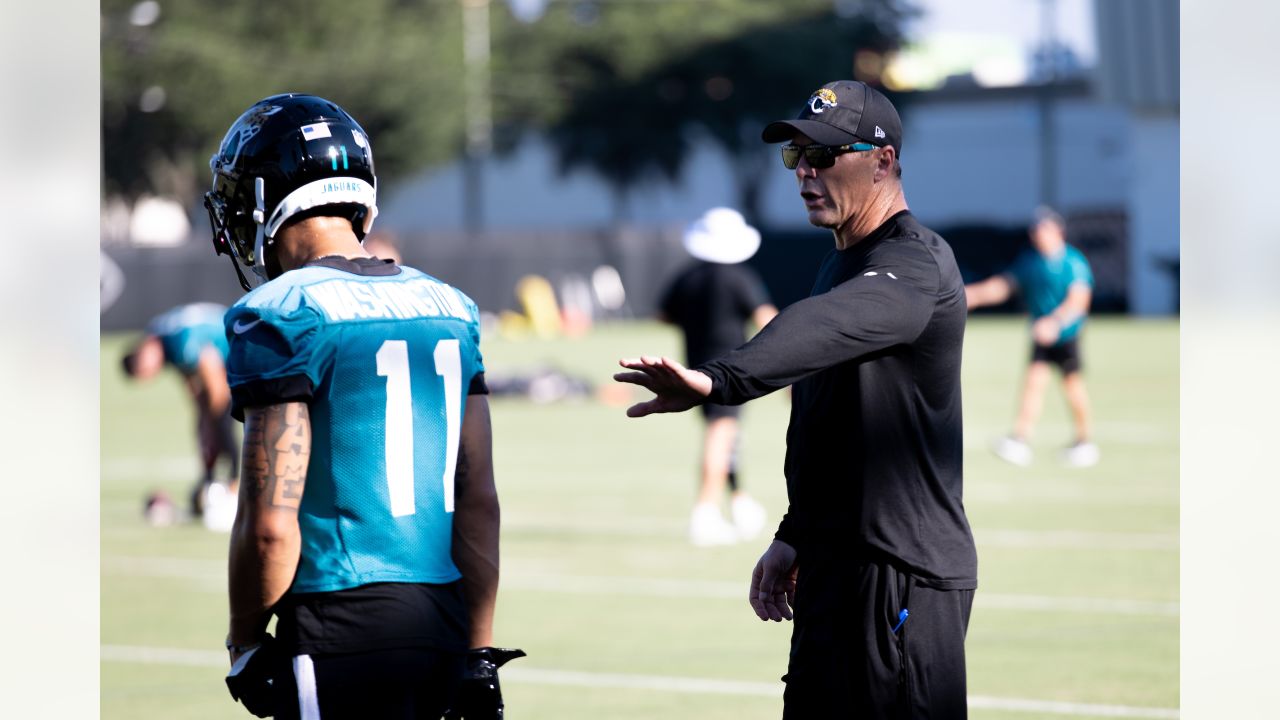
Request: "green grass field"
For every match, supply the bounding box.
[101,317,1178,719]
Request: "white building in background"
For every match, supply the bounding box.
[378,71,1175,314]
[379,80,1135,233]
[377,0,1177,315]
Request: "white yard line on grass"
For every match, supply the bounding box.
[100,644,1178,718]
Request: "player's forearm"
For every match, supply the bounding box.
[201,384,230,417]
[963,285,986,309]
[195,352,231,416]
[453,486,500,648]
[452,397,500,647]
[227,403,310,644]
[227,520,300,643]
[965,277,1011,309]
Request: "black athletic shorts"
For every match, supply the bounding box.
[700,402,742,421]
[781,556,975,719]
[1031,336,1082,375]
[270,645,465,720]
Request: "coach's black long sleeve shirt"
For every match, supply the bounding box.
[696,211,977,589]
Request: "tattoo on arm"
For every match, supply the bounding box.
[242,403,310,511]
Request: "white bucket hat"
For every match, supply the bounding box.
[682,207,761,264]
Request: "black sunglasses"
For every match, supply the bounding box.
[781,142,876,170]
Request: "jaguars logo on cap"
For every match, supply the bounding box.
[807,88,838,114]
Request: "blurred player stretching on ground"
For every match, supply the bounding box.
[122,302,238,524]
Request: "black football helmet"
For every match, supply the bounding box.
[205,94,378,290]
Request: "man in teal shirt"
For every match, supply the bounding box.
[966,207,1099,467]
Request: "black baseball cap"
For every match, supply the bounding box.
[762,80,903,156]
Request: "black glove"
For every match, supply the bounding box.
[225,634,278,718]
[444,646,527,720]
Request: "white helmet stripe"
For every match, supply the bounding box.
[263,177,378,239]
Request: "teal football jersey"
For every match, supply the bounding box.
[147,302,229,374]
[225,261,486,594]
[1007,245,1094,343]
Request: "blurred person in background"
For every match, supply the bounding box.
[616,80,977,718]
[964,207,1099,468]
[657,207,777,546]
[207,93,521,720]
[122,301,238,527]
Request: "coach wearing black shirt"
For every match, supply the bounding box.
[615,80,977,718]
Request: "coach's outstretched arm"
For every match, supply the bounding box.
[618,263,937,416]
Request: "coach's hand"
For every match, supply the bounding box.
[225,635,277,718]
[750,540,798,622]
[614,356,713,417]
[444,646,527,720]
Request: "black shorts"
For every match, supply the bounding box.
[700,402,742,421]
[271,645,465,720]
[1031,336,1082,375]
[782,556,974,719]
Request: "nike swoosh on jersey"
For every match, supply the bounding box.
[232,318,264,334]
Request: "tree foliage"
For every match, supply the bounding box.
[102,0,466,202]
[103,0,915,221]
[495,0,916,220]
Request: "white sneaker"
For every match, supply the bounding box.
[1063,441,1100,468]
[201,483,238,532]
[992,436,1033,467]
[731,495,767,540]
[689,503,739,547]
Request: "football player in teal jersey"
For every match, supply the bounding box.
[965,207,1100,468]
[208,94,521,719]
[123,302,239,521]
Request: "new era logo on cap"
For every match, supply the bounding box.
[875,126,886,139]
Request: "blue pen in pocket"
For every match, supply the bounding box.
[892,608,909,634]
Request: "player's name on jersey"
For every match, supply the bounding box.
[304,277,471,322]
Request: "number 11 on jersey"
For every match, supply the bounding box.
[376,339,462,517]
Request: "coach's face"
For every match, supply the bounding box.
[791,133,880,231]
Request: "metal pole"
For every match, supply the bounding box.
[462,0,492,232]
[1037,0,1058,208]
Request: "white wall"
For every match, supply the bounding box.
[1126,112,1179,314]
[377,135,744,232]
[889,95,1131,227]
